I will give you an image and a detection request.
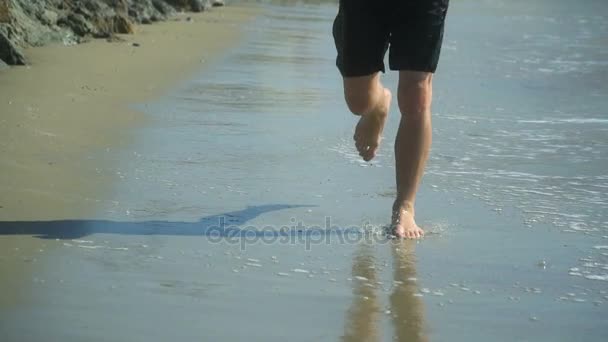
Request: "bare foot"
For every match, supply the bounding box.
[353,88,391,161]
[391,205,424,239]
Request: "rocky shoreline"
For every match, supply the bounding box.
[0,0,225,66]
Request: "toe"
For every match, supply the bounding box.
[362,143,377,161]
[368,145,378,160]
[355,139,364,152]
[362,148,373,161]
[358,145,367,158]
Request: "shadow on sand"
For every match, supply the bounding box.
[0,204,307,240]
[0,204,373,240]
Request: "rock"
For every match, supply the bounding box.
[5,0,60,47]
[0,1,10,23]
[0,26,27,65]
[107,0,129,15]
[165,0,209,11]
[128,0,169,24]
[113,14,134,34]
[0,57,8,69]
[58,13,95,36]
[149,14,163,22]
[74,0,116,21]
[151,0,176,16]
[62,31,79,46]
[106,34,126,43]
[0,0,224,65]
[39,10,59,26]
[190,0,205,12]
[73,0,118,38]
[164,0,189,10]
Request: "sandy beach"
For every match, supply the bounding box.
[0,6,255,221]
[0,3,255,310]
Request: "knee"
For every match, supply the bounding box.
[343,75,381,115]
[397,72,433,120]
[344,90,375,115]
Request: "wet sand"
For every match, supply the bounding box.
[0,5,256,309]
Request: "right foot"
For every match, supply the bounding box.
[391,205,424,239]
[353,88,391,161]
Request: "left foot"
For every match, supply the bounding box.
[391,204,424,239]
[353,88,391,161]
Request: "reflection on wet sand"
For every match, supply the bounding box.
[390,242,427,342]
[342,241,427,342]
[342,244,381,342]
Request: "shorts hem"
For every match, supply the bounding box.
[388,63,439,74]
[337,62,386,78]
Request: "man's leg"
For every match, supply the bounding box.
[343,73,392,161]
[333,0,390,161]
[392,71,433,239]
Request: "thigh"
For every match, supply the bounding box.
[388,0,449,73]
[333,0,390,77]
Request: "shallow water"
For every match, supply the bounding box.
[1,0,607,341]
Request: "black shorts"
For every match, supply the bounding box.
[333,0,449,77]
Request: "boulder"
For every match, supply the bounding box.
[0,0,228,65]
[70,0,118,38]
[164,0,209,12]
[128,0,168,24]
[102,0,129,14]
[7,0,60,47]
[0,26,27,65]
[113,13,134,34]
[164,0,189,10]
[58,13,95,36]
[39,10,59,26]
[151,0,175,16]
[190,0,205,13]
[0,0,9,24]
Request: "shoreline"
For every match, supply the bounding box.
[0,5,257,221]
[0,4,257,308]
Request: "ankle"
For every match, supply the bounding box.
[393,199,415,214]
